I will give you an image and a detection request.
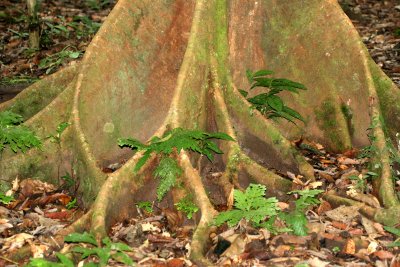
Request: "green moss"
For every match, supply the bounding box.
[340,102,354,137]
[315,99,348,151]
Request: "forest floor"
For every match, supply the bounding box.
[1,0,400,266]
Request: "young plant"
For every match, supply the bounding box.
[0,192,14,205]
[136,201,153,213]
[66,198,77,210]
[48,122,70,144]
[175,196,199,219]
[0,111,41,153]
[214,183,280,227]
[383,226,400,247]
[279,189,324,236]
[118,128,234,201]
[240,69,306,124]
[26,232,134,267]
[39,46,81,74]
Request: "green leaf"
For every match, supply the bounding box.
[56,122,71,134]
[239,89,248,97]
[68,51,80,59]
[154,157,182,201]
[252,69,274,78]
[175,196,199,219]
[213,184,279,227]
[136,201,153,213]
[280,211,308,236]
[0,193,14,204]
[384,226,400,237]
[64,232,98,246]
[267,95,283,112]
[246,69,253,83]
[56,253,75,267]
[282,106,305,122]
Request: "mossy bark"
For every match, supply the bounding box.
[1,0,399,264]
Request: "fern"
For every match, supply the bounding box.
[214,184,280,227]
[279,189,324,236]
[154,157,182,201]
[175,196,199,219]
[27,232,134,267]
[240,69,306,124]
[0,111,41,153]
[118,127,234,172]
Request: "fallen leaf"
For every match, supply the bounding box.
[342,238,356,255]
[367,241,379,254]
[331,221,348,230]
[373,250,394,260]
[325,205,360,223]
[317,201,332,215]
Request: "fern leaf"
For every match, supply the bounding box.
[154,157,182,201]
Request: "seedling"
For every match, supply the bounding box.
[86,0,111,10]
[240,69,306,124]
[279,189,324,236]
[66,198,78,210]
[175,196,199,219]
[0,192,14,205]
[118,128,234,201]
[48,122,70,144]
[0,111,41,153]
[68,16,102,40]
[383,226,400,247]
[26,232,135,267]
[136,201,153,213]
[39,46,81,74]
[214,184,280,227]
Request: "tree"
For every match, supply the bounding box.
[1,0,400,264]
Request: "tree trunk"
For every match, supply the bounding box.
[26,0,40,49]
[1,0,400,264]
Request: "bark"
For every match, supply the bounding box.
[26,0,40,49]
[1,0,399,264]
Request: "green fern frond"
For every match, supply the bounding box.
[154,157,182,201]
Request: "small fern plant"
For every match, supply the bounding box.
[0,111,41,153]
[239,69,306,124]
[278,189,323,236]
[26,232,134,267]
[214,183,280,227]
[118,127,234,202]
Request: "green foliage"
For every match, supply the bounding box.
[85,0,111,10]
[48,122,70,144]
[61,172,75,189]
[27,232,134,267]
[175,196,199,219]
[0,75,39,85]
[0,192,14,205]
[66,198,77,210]
[118,127,234,173]
[280,189,324,236]
[136,201,153,213]
[154,157,182,201]
[0,111,41,153]
[214,184,279,227]
[383,226,400,247]
[67,16,102,40]
[39,47,81,74]
[240,69,306,124]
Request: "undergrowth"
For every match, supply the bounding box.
[0,111,41,153]
[214,183,323,236]
[118,127,234,202]
[239,69,306,124]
